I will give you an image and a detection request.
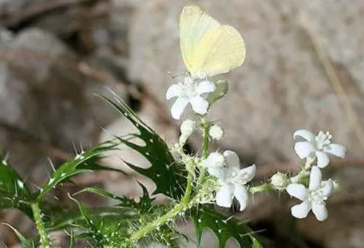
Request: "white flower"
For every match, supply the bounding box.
[202,150,256,211]
[179,119,195,144]
[270,172,289,190]
[166,76,216,120]
[294,130,346,168]
[209,124,224,140]
[286,166,333,221]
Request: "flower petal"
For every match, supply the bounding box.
[196,80,216,95]
[320,179,334,197]
[312,203,328,221]
[323,144,346,158]
[309,166,322,191]
[223,150,240,171]
[291,201,311,219]
[315,151,330,168]
[237,164,256,184]
[190,96,209,115]
[216,183,234,208]
[166,84,182,100]
[171,97,189,120]
[294,141,315,159]
[293,130,315,142]
[234,187,248,211]
[208,167,231,180]
[286,184,308,201]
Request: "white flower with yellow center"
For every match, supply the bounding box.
[286,166,333,221]
[166,76,216,120]
[294,130,346,168]
[202,150,256,211]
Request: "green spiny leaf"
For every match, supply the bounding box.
[191,206,262,248]
[0,154,32,217]
[100,94,186,200]
[139,227,181,248]
[37,140,123,201]
[70,195,110,246]
[78,184,153,213]
[69,195,133,247]
[47,205,138,231]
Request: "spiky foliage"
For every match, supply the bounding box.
[0,95,263,248]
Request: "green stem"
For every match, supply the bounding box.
[198,118,210,184]
[181,172,193,204]
[130,198,188,243]
[31,202,52,248]
[202,120,210,159]
[249,183,275,194]
[129,117,211,244]
[130,166,194,244]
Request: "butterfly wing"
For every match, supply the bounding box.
[191,25,246,77]
[180,5,246,77]
[180,5,220,74]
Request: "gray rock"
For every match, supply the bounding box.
[0,28,14,44]
[10,28,70,57]
[0,28,124,246]
[0,28,121,150]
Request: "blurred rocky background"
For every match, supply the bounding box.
[1,0,364,247]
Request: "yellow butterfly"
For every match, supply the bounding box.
[180,5,246,79]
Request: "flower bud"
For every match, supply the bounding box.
[209,124,224,140]
[270,172,289,190]
[179,119,195,144]
[333,180,340,193]
[201,152,225,169]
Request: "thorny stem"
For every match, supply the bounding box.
[129,190,190,244]
[31,202,52,248]
[130,117,211,244]
[130,169,200,244]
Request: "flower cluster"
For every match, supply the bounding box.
[165,7,346,221]
[167,73,256,210]
[166,72,347,222]
[283,129,346,221]
[267,130,346,221]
